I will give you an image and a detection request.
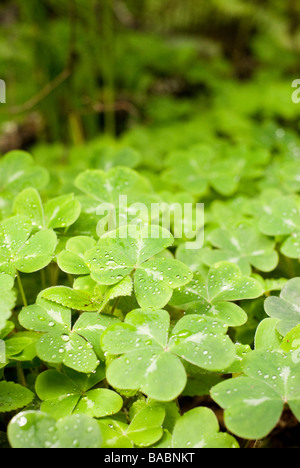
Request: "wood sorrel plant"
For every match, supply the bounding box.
[1,145,300,449]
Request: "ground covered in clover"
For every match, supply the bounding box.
[1,0,300,449]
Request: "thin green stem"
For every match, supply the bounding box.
[40,268,46,290]
[111,297,120,315]
[16,271,27,308]
[17,362,27,387]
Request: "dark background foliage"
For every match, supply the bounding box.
[0,0,299,151]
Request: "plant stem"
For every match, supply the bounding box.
[17,362,27,387]
[111,297,120,315]
[40,268,46,290]
[16,271,27,308]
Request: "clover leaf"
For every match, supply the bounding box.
[259,196,300,258]
[171,262,263,326]
[57,236,96,275]
[74,167,158,232]
[4,331,39,362]
[0,215,57,276]
[125,402,165,447]
[35,367,123,419]
[211,350,300,439]
[19,296,119,372]
[171,407,239,448]
[14,188,81,230]
[8,411,102,448]
[84,224,192,309]
[163,146,243,196]
[0,381,34,413]
[264,278,300,336]
[254,318,282,352]
[41,277,133,313]
[99,401,166,448]
[0,151,49,218]
[101,309,236,401]
[40,285,104,312]
[203,224,278,275]
[75,166,144,204]
[0,274,16,330]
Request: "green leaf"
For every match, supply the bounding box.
[0,151,49,218]
[0,215,57,275]
[0,274,16,330]
[98,417,133,448]
[163,146,242,196]
[254,318,282,351]
[281,324,300,361]
[57,236,96,275]
[40,277,133,313]
[44,194,81,229]
[36,367,122,419]
[169,315,236,371]
[259,196,300,259]
[14,229,57,273]
[72,312,120,360]
[40,286,103,312]
[98,402,167,448]
[75,166,142,204]
[85,224,192,308]
[13,188,45,230]
[211,350,300,439]
[102,309,236,401]
[264,278,300,335]
[14,189,81,230]
[171,262,263,326]
[19,297,71,333]
[172,407,239,448]
[8,411,102,448]
[19,298,112,373]
[102,309,186,401]
[259,196,300,236]
[36,332,99,373]
[95,276,133,311]
[0,381,34,413]
[203,225,278,275]
[5,331,39,360]
[126,403,165,447]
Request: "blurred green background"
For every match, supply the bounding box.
[0,0,300,154]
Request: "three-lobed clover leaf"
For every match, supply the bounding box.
[74,166,159,233]
[75,166,145,205]
[8,411,102,448]
[259,196,300,259]
[162,146,244,197]
[203,224,278,275]
[19,296,119,372]
[101,309,236,401]
[35,367,123,419]
[0,215,57,276]
[13,188,81,230]
[84,224,193,309]
[171,407,239,448]
[171,262,263,326]
[99,401,166,448]
[211,349,300,439]
[57,236,96,275]
[264,278,300,336]
[0,273,16,330]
